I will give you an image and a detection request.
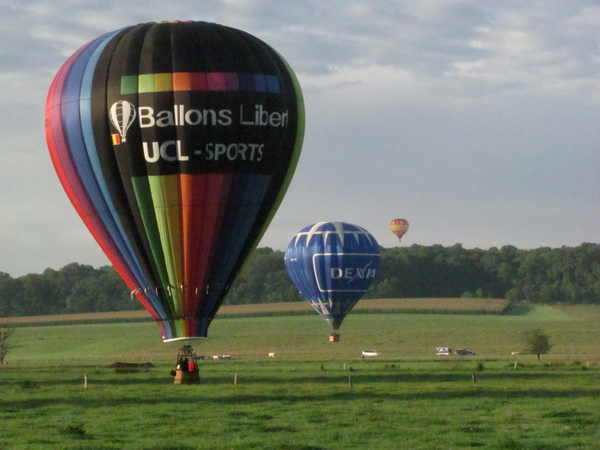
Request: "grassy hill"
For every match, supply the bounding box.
[3,300,598,364]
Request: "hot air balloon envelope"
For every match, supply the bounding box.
[284,222,380,332]
[45,21,305,341]
[390,219,409,241]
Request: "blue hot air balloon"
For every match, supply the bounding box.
[284,222,380,341]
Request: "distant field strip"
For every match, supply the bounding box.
[0,298,510,325]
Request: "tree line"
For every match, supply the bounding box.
[0,243,598,317]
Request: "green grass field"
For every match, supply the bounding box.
[1,303,599,449]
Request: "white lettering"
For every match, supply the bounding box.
[160,141,177,161]
[143,141,160,162]
[204,143,264,161]
[204,109,217,126]
[240,104,289,127]
[205,143,214,160]
[138,107,155,128]
[137,106,233,128]
[331,268,343,279]
[219,109,232,126]
[137,104,285,128]
[185,109,202,125]
[239,104,253,125]
[156,110,175,127]
[328,266,377,280]
[143,141,188,162]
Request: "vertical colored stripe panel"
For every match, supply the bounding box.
[131,177,175,317]
[77,32,166,320]
[188,174,232,315]
[147,175,184,317]
[46,58,163,321]
[198,174,270,320]
[46,40,142,301]
[180,174,208,314]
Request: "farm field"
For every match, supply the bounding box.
[0,302,599,449]
[0,297,511,326]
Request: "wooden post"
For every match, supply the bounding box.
[84,374,88,388]
[234,372,238,386]
[471,373,476,385]
[348,375,353,388]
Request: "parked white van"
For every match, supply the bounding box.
[436,347,452,356]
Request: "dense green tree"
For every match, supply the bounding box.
[0,273,22,317]
[524,328,552,361]
[20,273,57,316]
[0,244,598,317]
[225,248,302,305]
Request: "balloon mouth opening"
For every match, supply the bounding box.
[325,319,342,331]
[163,337,207,343]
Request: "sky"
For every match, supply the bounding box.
[0,0,598,277]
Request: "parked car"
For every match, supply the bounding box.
[362,350,380,357]
[455,349,476,356]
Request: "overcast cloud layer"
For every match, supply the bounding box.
[0,0,598,276]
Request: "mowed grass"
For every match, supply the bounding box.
[1,359,598,450]
[1,303,599,449]
[5,302,597,362]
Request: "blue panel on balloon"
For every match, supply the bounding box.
[284,221,380,331]
[313,253,379,292]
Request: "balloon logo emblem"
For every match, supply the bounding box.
[109,101,136,144]
[45,21,305,342]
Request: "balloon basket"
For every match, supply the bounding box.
[172,345,201,385]
[174,369,200,385]
[329,333,340,342]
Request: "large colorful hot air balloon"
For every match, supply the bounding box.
[45,21,305,341]
[390,219,409,241]
[284,222,380,341]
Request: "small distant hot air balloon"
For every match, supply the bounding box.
[284,222,380,341]
[390,219,409,241]
[45,21,305,342]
